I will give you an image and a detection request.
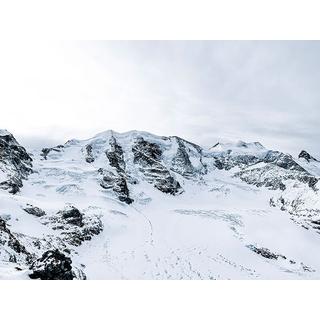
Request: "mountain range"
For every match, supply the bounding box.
[1,128,320,279]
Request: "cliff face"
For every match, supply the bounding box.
[0,130,33,194]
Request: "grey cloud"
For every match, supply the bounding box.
[1,41,320,159]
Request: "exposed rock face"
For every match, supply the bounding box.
[41,145,64,160]
[41,206,103,246]
[212,153,261,170]
[213,149,306,172]
[0,205,101,279]
[29,249,75,280]
[0,217,30,263]
[132,137,182,195]
[0,177,22,194]
[247,245,286,260]
[106,136,126,174]
[98,136,135,203]
[235,164,318,191]
[170,136,208,178]
[263,151,307,172]
[310,219,320,230]
[211,146,318,191]
[0,130,33,194]
[85,145,95,163]
[246,244,314,272]
[133,137,162,165]
[58,206,84,227]
[171,137,196,178]
[23,205,46,217]
[299,150,318,162]
[100,169,133,204]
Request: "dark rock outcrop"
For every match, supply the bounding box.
[132,137,162,165]
[170,136,207,178]
[41,145,64,160]
[0,177,23,194]
[171,137,196,178]
[23,205,46,217]
[210,146,319,191]
[29,249,75,280]
[106,136,126,174]
[212,148,307,173]
[41,206,103,246]
[98,137,135,204]
[263,151,307,172]
[247,245,286,260]
[235,164,318,191]
[0,217,30,262]
[100,170,133,204]
[85,145,95,163]
[0,130,33,194]
[213,154,261,171]
[57,206,84,227]
[132,137,182,195]
[299,150,318,162]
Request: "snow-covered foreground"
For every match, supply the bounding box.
[74,174,320,279]
[1,129,320,279]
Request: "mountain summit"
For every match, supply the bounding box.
[299,150,318,163]
[1,129,320,279]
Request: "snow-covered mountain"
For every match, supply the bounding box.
[1,129,320,279]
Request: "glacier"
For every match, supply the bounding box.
[1,129,320,279]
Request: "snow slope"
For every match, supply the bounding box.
[1,129,320,279]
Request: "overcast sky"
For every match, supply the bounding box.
[0,41,319,157]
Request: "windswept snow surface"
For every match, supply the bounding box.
[1,130,320,279]
[73,172,320,280]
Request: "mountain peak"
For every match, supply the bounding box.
[210,140,265,153]
[90,129,167,142]
[299,150,318,162]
